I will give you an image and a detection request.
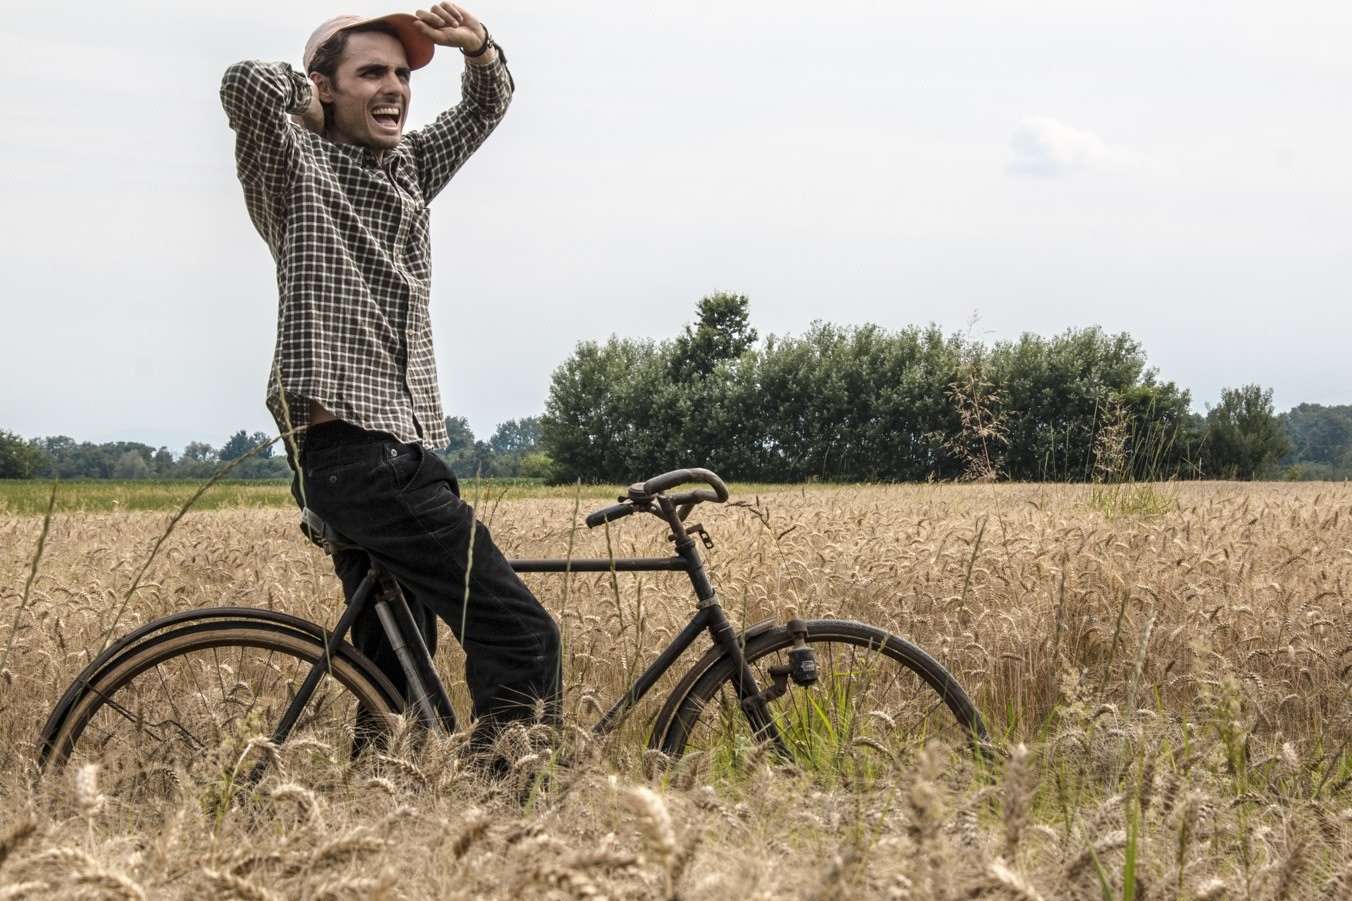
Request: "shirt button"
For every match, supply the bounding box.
[389,447,399,457]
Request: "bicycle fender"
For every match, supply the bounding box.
[648,617,781,752]
[36,606,399,766]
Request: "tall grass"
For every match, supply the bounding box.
[0,481,1348,898]
[1086,394,1181,518]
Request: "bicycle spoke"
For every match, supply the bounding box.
[154,663,200,746]
[65,642,369,791]
[82,681,203,750]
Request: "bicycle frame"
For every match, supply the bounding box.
[258,495,781,777]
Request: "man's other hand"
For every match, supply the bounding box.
[412,3,487,50]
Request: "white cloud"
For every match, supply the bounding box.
[1007,116,1113,177]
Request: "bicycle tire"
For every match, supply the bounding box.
[655,619,988,772]
[41,614,402,786]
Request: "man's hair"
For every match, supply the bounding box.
[307,21,404,132]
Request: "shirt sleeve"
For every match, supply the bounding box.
[219,60,312,197]
[402,48,516,203]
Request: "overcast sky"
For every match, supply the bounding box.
[2,1,1348,452]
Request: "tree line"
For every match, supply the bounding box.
[0,418,548,481]
[0,431,288,482]
[2,293,1348,483]
[539,294,1347,484]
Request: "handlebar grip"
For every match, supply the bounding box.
[585,502,637,529]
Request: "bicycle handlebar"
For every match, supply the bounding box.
[584,502,638,529]
[629,468,729,504]
[583,468,730,529]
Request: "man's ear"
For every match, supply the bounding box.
[310,72,334,103]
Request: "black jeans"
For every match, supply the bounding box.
[288,420,561,746]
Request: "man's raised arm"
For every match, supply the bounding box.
[220,61,316,195]
[405,4,516,202]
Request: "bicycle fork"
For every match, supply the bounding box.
[247,561,455,785]
[667,501,818,762]
[704,606,819,761]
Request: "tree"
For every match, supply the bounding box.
[519,451,553,479]
[474,417,545,477]
[443,416,476,456]
[0,430,48,479]
[40,435,76,457]
[985,327,1187,481]
[462,440,499,478]
[439,415,481,472]
[250,431,275,459]
[219,430,252,462]
[182,442,217,464]
[112,449,151,479]
[1205,384,1290,479]
[541,336,668,482]
[669,292,758,377]
[489,417,542,454]
[152,447,175,475]
[35,435,77,478]
[1280,404,1352,475]
[220,430,275,462]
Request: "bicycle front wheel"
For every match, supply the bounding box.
[40,611,402,801]
[656,619,988,778]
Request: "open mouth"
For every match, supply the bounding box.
[370,105,402,132]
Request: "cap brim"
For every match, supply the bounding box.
[348,12,437,70]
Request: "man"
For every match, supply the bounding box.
[220,4,561,756]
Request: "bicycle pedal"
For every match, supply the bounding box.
[742,667,791,709]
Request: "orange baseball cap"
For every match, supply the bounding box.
[303,13,436,73]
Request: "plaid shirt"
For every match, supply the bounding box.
[220,50,514,461]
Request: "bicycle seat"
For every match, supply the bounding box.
[299,507,362,555]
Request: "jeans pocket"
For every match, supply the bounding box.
[387,442,426,495]
[303,444,359,471]
[302,445,381,499]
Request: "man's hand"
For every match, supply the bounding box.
[412,3,487,50]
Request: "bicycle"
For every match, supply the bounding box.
[38,467,989,789]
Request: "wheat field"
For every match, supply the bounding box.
[1,480,1350,899]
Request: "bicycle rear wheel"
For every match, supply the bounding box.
[656,619,988,779]
[40,610,402,800]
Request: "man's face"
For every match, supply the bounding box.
[315,31,411,151]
